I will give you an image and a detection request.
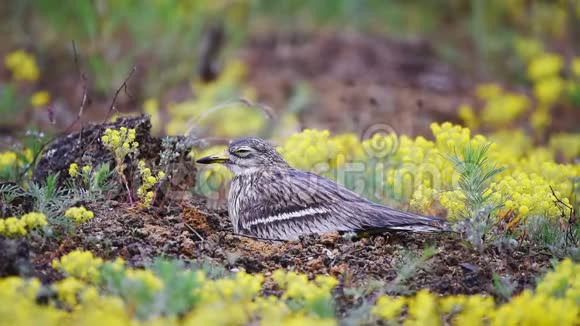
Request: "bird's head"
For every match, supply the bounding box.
[196,137,289,175]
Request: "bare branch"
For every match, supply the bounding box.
[102,66,137,123]
[62,40,90,135]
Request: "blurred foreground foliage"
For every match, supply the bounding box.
[0,250,577,325]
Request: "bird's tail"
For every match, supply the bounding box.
[366,203,451,233]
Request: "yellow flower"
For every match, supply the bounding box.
[30,91,50,108]
[125,269,164,291]
[373,296,406,321]
[530,106,552,133]
[20,212,47,229]
[4,50,40,82]
[534,76,564,104]
[528,53,563,81]
[68,163,79,177]
[480,92,530,126]
[101,127,139,175]
[136,160,164,208]
[64,206,95,224]
[0,217,27,237]
[143,98,161,134]
[54,277,87,307]
[81,165,92,175]
[572,57,580,77]
[475,83,502,99]
[0,151,18,168]
[52,250,103,283]
[458,104,479,129]
[549,133,580,161]
[406,290,440,325]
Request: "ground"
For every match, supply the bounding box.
[18,195,552,311]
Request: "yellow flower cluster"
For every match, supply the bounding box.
[490,170,573,219]
[397,123,578,221]
[373,259,579,325]
[378,123,487,209]
[165,60,267,137]
[0,212,47,238]
[1,253,578,325]
[53,277,94,307]
[458,104,479,130]
[361,132,398,159]
[136,160,165,208]
[101,127,139,173]
[201,271,263,304]
[536,259,579,301]
[52,250,103,283]
[0,151,18,168]
[521,46,580,133]
[68,163,79,177]
[277,129,361,173]
[64,206,95,224]
[3,50,40,82]
[30,91,50,108]
[470,83,530,127]
[195,121,577,224]
[143,98,162,135]
[82,164,92,175]
[35,250,338,325]
[459,42,580,135]
[528,53,564,104]
[68,163,93,178]
[273,270,338,303]
[125,269,164,291]
[279,123,578,222]
[0,149,32,171]
[549,133,580,161]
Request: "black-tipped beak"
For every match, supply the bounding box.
[196,155,229,164]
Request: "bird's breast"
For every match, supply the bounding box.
[228,176,254,233]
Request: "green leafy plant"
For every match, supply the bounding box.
[66,162,116,203]
[387,246,438,295]
[492,273,517,303]
[27,173,74,231]
[447,143,506,216]
[447,143,506,251]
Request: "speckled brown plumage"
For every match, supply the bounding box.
[197,137,446,240]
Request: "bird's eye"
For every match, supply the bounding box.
[233,148,252,157]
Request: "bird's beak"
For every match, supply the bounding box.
[196,155,229,164]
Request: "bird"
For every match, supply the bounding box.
[196,137,447,240]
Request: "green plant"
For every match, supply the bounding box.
[524,216,579,260]
[447,143,506,216]
[447,143,506,251]
[492,273,517,303]
[27,173,74,231]
[66,162,116,203]
[386,246,437,295]
[0,182,25,208]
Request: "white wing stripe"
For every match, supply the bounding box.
[247,207,328,227]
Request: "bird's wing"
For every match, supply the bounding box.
[237,168,442,240]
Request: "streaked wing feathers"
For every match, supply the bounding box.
[236,169,440,240]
